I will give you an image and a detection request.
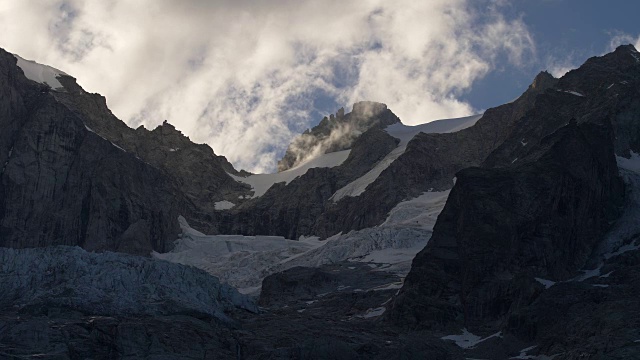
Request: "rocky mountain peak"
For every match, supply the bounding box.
[555,44,640,97]
[531,70,556,90]
[277,101,400,172]
[351,101,388,118]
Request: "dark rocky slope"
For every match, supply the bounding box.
[388,45,640,358]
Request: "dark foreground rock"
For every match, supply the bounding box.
[390,120,624,330]
[0,312,241,359]
[387,45,640,359]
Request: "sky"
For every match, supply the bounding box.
[0,0,638,173]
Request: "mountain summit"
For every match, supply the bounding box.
[277,101,401,172]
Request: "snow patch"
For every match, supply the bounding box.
[558,89,585,97]
[604,239,640,260]
[231,149,350,198]
[535,277,555,289]
[360,306,386,318]
[511,345,538,359]
[109,141,126,152]
[214,200,235,210]
[521,139,527,146]
[372,282,404,291]
[600,271,613,278]
[617,151,640,173]
[573,265,602,282]
[13,54,67,89]
[441,329,502,349]
[331,114,482,201]
[84,124,127,152]
[607,83,615,89]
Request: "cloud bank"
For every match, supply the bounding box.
[0,0,534,173]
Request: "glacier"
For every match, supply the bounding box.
[0,246,257,321]
[155,189,449,295]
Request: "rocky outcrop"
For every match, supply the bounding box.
[277,101,400,172]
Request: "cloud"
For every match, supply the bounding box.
[0,0,534,173]
[544,31,640,79]
[607,31,640,53]
[545,52,579,78]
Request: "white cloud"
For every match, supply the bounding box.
[0,0,534,173]
[607,32,640,53]
[545,52,579,78]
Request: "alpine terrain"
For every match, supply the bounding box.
[1,44,640,359]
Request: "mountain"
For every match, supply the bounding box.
[0,48,251,255]
[277,101,401,172]
[1,45,640,358]
[390,45,640,356]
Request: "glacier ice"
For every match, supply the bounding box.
[0,246,257,321]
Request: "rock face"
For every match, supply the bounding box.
[0,49,248,254]
[389,45,640,338]
[277,101,400,172]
